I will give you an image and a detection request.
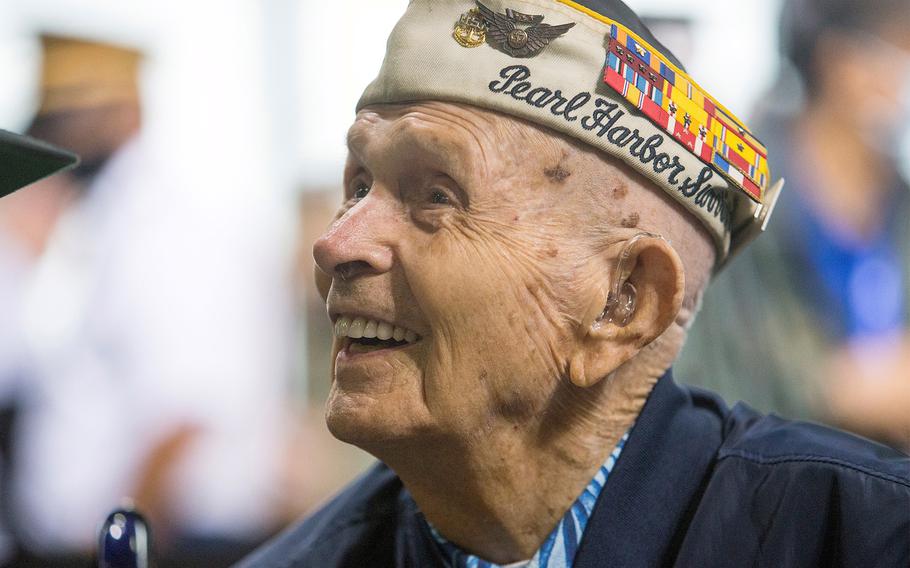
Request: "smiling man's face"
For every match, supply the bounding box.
[313,102,617,450]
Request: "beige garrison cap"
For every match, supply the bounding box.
[358,0,783,265]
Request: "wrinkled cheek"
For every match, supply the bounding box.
[421,326,558,437]
[405,221,575,423]
[417,297,558,426]
[421,330,477,403]
[410,222,533,310]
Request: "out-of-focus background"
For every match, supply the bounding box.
[0,0,907,566]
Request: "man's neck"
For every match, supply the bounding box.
[379,367,660,565]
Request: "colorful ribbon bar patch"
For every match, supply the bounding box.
[601,31,768,202]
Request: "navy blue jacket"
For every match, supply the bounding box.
[237,372,910,567]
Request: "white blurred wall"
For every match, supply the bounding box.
[289,1,407,189]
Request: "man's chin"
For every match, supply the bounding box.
[324,388,420,451]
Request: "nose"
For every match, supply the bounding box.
[313,197,395,282]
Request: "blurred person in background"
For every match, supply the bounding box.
[0,149,75,568]
[1,35,291,567]
[678,0,910,451]
[0,129,76,567]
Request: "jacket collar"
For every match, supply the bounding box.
[574,369,727,568]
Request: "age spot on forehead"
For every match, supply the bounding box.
[621,212,640,228]
[612,183,629,200]
[544,163,571,184]
[543,151,572,184]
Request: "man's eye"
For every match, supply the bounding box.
[353,182,371,199]
[430,190,449,205]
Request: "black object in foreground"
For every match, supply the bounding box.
[98,508,151,568]
[0,129,79,198]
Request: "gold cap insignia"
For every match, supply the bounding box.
[454,8,487,48]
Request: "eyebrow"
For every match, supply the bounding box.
[344,126,367,163]
[346,120,477,177]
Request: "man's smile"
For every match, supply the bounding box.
[333,314,422,357]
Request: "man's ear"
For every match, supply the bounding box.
[568,236,685,387]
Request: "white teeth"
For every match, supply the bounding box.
[348,317,365,339]
[333,315,421,344]
[334,317,351,338]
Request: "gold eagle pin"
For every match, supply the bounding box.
[454,1,575,58]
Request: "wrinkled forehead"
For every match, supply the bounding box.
[346,102,570,176]
[344,107,492,189]
[348,103,515,159]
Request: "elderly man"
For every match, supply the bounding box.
[241,1,910,566]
